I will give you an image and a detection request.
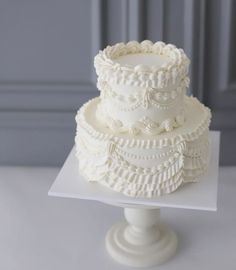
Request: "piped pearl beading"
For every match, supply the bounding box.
[75,95,211,198]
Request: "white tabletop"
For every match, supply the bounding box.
[1,165,236,270]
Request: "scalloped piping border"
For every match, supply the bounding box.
[97,76,190,105]
[94,40,190,89]
[75,96,211,149]
[75,127,210,198]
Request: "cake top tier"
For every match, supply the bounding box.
[94,40,190,89]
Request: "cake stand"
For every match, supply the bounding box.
[48,131,220,268]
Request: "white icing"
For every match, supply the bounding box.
[114,53,171,68]
[75,95,211,198]
[96,100,185,136]
[95,41,190,134]
[77,96,210,143]
[94,40,190,89]
[75,40,211,198]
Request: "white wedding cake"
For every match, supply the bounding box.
[75,40,211,198]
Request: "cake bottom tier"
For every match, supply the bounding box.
[75,96,211,198]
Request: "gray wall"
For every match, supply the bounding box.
[0,0,235,166]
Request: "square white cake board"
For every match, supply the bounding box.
[49,131,220,211]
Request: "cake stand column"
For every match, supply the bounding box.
[105,207,177,267]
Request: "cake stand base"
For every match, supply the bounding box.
[106,208,177,267]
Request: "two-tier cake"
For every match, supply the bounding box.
[75,40,211,198]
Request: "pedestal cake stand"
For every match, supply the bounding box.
[48,131,220,268]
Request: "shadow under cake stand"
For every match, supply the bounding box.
[48,131,220,268]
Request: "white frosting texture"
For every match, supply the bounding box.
[94,40,190,89]
[75,40,211,198]
[95,41,190,135]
